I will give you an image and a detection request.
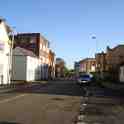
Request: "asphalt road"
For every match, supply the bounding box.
[0,80,124,124]
[0,80,84,124]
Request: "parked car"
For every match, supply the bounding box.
[76,74,93,85]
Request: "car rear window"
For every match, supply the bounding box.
[80,75,90,78]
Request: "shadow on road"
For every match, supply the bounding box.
[0,122,20,124]
[6,80,124,98]
[10,81,86,97]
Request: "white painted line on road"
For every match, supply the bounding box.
[0,94,28,104]
[78,115,85,121]
[76,122,86,124]
[82,103,87,106]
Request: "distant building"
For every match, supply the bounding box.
[74,62,80,77]
[0,18,12,85]
[55,58,65,78]
[48,50,55,79]
[95,52,107,72]
[79,58,96,73]
[14,33,54,80]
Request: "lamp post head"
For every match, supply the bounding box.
[91,36,96,39]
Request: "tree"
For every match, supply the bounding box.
[64,66,70,77]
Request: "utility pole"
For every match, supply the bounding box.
[9,28,15,85]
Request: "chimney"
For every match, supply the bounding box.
[0,18,3,24]
[107,46,111,51]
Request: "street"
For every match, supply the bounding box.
[1,1,124,124]
[0,80,124,124]
[0,80,83,124]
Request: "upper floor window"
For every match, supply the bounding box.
[0,43,4,52]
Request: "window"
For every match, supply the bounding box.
[123,67,124,76]
[0,43,4,51]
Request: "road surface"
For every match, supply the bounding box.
[0,80,124,124]
[0,80,84,124]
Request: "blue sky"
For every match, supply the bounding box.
[1,0,124,68]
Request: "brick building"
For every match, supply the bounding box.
[106,45,124,71]
[95,45,124,80]
[79,58,96,73]
[95,52,107,72]
[14,33,50,63]
[55,58,65,78]
[48,50,55,79]
[14,33,55,80]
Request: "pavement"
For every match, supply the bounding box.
[0,85,15,93]
[101,81,124,91]
[0,81,43,93]
[76,86,124,124]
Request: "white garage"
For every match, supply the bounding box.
[12,47,41,81]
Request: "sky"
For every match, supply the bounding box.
[0,0,124,69]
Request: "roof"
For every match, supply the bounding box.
[79,58,96,63]
[113,45,124,51]
[107,45,124,52]
[56,58,65,64]
[0,19,12,45]
[16,33,40,36]
[0,18,12,33]
[96,52,106,56]
[0,19,2,24]
[15,33,50,48]
[56,58,64,61]
[49,49,55,56]
[13,47,37,57]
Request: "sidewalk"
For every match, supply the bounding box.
[101,81,124,91]
[12,80,48,84]
[0,80,48,93]
[76,96,124,124]
[0,85,16,93]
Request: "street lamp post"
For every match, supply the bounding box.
[91,35,98,53]
[11,30,14,83]
[91,35,98,72]
[9,28,15,85]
